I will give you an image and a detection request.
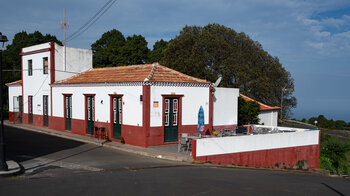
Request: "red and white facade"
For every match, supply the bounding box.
[7,42,239,148]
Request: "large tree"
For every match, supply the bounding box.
[161,24,296,118]
[2,31,61,115]
[148,39,169,63]
[91,29,149,67]
[91,29,126,67]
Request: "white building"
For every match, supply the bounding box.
[240,94,280,126]
[7,42,239,147]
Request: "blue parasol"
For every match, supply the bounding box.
[198,106,204,133]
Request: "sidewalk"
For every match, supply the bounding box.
[4,121,193,163]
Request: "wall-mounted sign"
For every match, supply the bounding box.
[153,101,159,108]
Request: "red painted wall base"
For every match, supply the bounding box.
[193,140,320,169]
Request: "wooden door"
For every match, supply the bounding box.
[86,96,94,135]
[43,95,48,127]
[65,96,72,131]
[112,97,122,139]
[164,98,178,142]
[28,96,33,124]
[19,96,22,123]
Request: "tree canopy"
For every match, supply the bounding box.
[148,39,169,63]
[161,24,296,117]
[301,115,350,130]
[91,29,149,67]
[238,97,260,125]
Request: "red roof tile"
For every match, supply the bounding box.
[6,80,22,86]
[55,63,210,85]
[240,94,280,111]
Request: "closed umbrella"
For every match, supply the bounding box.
[198,106,204,133]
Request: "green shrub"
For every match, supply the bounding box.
[319,156,335,174]
[320,135,350,175]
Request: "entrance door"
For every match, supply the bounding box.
[112,97,122,139]
[65,96,72,130]
[164,98,178,142]
[86,96,94,135]
[18,96,22,123]
[43,95,48,127]
[28,96,33,124]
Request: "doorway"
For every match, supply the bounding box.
[86,96,94,135]
[164,98,179,142]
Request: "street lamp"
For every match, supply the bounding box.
[0,32,8,171]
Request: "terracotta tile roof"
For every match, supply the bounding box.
[6,80,22,86]
[55,63,211,85]
[240,94,280,111]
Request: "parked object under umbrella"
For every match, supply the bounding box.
[198,106,205,136]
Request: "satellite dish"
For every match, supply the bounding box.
[213,77,222,87]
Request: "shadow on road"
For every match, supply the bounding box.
[4,125,85,162]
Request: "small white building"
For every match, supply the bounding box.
[240,94,280,126]
[7,42,239,147]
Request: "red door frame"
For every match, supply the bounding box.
[162,94,183,143]
[109,94,124,141]
[63,93,72,130]
[83,94,96,134]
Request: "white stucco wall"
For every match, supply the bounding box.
[52,84,143,126]
[258,110,278,126]
[54,43,92,82]
[22,43,50,53]
[150,86,210,127]
[213,87,239,126]
[22,50,51,115]
[196,130,320,157]
[7,85,22,112]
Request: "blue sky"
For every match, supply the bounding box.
[2,0,350,122]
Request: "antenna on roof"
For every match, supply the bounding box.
[213,77,222,87]
[60,9,69,71]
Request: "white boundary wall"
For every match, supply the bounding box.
[52,84,143,126]
[150,86,209,127]
[213,87,239,126]
[196,130,320,157]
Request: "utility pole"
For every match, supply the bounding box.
[60,9,69,71]
[0,32,8,171]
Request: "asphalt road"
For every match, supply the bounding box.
[1,125,349,196]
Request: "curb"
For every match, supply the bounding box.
[0,160,24,177]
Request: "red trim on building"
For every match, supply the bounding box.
[142,85,151,147]
[49,42,55,117]
[191,139,197,158]
[9,112,14,122]
[21,49,24,120]
[109,94,124,141]
[209,87,213,133]
[20,47,51,56]
[50,42,55,84]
